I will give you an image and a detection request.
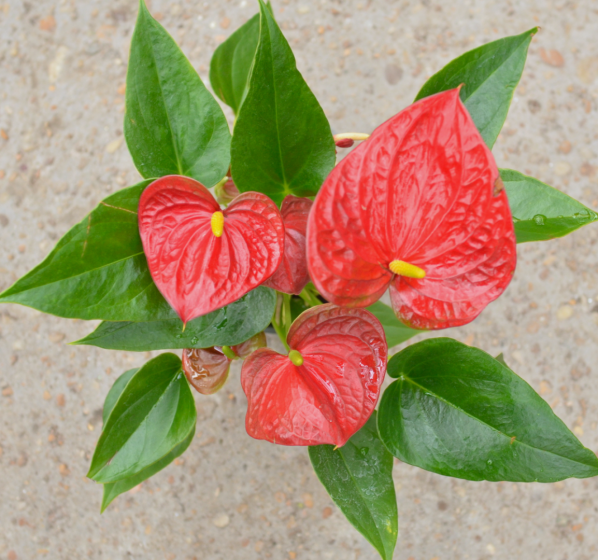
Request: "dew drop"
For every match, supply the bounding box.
[175,334,183,339]
[360,447,369,457]
[191,336,198,345]
[487,459,493,466]
[533,214,546,226]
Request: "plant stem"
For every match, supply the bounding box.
[272,292,290,351]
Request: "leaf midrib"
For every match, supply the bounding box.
[331,445,389,558]
[400,372,598,469]
[262,9,291,195]
[0,249,146,299]
[95,368,183,479]
[146,17,184,175]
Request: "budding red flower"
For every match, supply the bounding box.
[231,331,267,359]
[335,138,354,148]
[264,195,313,295]
[182,347,231,395]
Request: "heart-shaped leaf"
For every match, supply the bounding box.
[0,180,176,321]
[307,88,517,330]
[309,412,398,560]
[100,367,194,512]
[378,338,598,482]
[139,176,284,324]
[264,195,313,294]
[209,12,260,114]
[73,286,276,352]
[88,353,196,484]
[125,1,230,186]
[415,29,537,148]
[231,0,336,204]
[501,169,598,243]
[241,304,387,447]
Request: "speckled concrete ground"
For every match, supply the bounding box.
[1,1,598,559]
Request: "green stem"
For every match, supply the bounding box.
[299,283,322,308]
[271,292,290,351]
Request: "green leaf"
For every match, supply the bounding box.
[501,168,598,243]
[209,13,260,115]
[231,0,335,205]
[125,0,230,186]
[88,353,196,484]
[366,301,422,348]
[99,366,195,511]
[415,28,537,148]
[74,286,276,352]
[0,181,175,321]
[309,412,398,560]
[103,368,139,425]
[101,427,194,513]
[378,338,598,482]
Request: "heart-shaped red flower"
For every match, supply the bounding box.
[241,304,387,446]
[264,195,313,295]
[307,88,517,329]
[139,176,284,323]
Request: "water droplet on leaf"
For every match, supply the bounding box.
[533,214,546,226]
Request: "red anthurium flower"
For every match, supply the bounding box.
[264,195,313,295]
[183,347,231,395]
[241,304,387,447]
[139,176,285,324]
[307,88,517,329]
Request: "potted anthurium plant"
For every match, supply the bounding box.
[3,1,598,557]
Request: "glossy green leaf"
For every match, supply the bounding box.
[74,287,276,352]
[125,0,230,186]
[415,28,536,148]
[88,353,196,484]
[378,338,598,482]
[103,368,138,425]
[501,169,598,243]
[231,0,335,205]
[0,181,175,321]
[366,301,422,348]
[309,412,398,560]
[99,366,194,512]
[209,13,260,114]
[101,428,194,513]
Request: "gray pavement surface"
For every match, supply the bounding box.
[1,0,598,559]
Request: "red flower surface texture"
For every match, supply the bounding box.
[182,347,231,395]
[241,304,387,447]
[307,88,517,329]
[264,195,313,295]
[139,176,285,324]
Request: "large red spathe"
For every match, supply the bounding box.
[241,304,387,447]
[139,176,284,323]
[307,88,517,329]
[264,195,313,295]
